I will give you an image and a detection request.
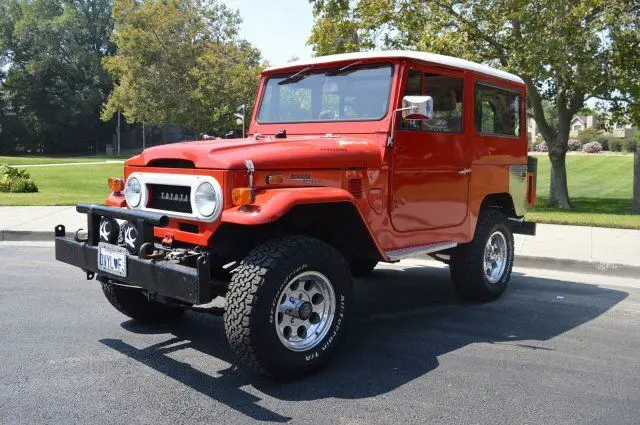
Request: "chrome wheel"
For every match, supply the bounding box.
[275,271,336,352]
[484,230,508,284]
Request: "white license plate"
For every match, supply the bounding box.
[97,243,128,277]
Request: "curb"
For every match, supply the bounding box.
[1,229,76,242]
[2,229,639,279]
[514,256,640,279]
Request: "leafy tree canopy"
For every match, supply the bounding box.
[308,0,640,208]
[102,0,264,137]
[0,0,114,153]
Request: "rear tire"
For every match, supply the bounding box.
[224,235,352,380]
[100,279,185,323]
[349,257,378,277]
[449,210,514,301]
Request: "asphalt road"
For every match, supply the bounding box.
[1,244,639,425]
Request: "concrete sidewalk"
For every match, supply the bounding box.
[1,206,639,276]
[0,206,81,241]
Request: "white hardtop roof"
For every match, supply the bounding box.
[265,50,524,85]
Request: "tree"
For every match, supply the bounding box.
[308,0,640,208]
[0,0,114,153]
[102,0,263,137]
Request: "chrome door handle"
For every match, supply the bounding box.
[458,168,472,175]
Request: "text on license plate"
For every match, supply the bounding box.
[97,243,127,277]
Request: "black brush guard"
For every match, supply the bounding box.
[54,203,212,305]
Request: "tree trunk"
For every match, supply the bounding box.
[633,151,640,214]
[548,149,572,209]
[545,110,573,209]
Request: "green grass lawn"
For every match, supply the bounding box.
[1,153,638,229]
[0,155,129,165]
[0,163,123,206]
[526,154,640,229]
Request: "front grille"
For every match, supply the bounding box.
[147,184,192,213]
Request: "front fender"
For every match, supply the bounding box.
[221,187,359,225]
[220,186,387,260]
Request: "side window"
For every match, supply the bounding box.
[424,74,464,133]
[398,70,464,133]
[475,84,521,137]
[399,69,422,130]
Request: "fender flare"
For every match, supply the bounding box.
[221,187,386,258]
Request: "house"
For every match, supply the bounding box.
[569,115,599,136]
[528,115,637,141]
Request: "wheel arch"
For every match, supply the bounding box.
[480,192,517,217]
[469,192,517,237]
[213,200,384,263]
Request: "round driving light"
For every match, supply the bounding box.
[98,217,119,244]
[121,221,140,254]
[125,177,141,207]
[195,182,217,217]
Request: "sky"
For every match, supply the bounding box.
[221,1,602,109]
[222,0,315,66]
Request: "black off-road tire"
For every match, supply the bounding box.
[449,210,514,301]
[224,236,353,380]
[100,279,185,323]
[349,257,378,277]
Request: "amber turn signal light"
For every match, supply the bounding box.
[107,177,124,193]
[232,187,255,206]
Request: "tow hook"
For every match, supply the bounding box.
[138,242,165,260]
[74,228,88,243]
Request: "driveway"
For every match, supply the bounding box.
[1,245,639,424]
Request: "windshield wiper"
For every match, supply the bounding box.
[325,60,364,76]
[278,65,314,85]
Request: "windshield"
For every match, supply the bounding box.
[257,64,393,123]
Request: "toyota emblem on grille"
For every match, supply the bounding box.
[160,192,189,203]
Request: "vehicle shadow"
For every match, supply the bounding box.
[100,263,628,420]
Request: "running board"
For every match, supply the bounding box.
[386,242,458,262]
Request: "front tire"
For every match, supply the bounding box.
[100,279,185,323]
[224,236,352,380]
[449,210,514,301]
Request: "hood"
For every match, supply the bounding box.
[126,135,383,170]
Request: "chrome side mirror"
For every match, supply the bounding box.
[401,95,434,120]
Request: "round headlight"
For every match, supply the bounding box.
[125,177,141,208]
[195,182,217,217]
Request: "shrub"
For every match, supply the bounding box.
[608,139,623,152]
[568,139,582,151]
[581,141,603,153]
[622,138,638,153]
[536,141,548,152]
[1,164,31,179]
[8,177,38,193]
[578,127,600,143]
[0,164,39,193]
[596,135,612,151]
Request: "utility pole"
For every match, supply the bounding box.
[116,111,121,156]
[633,149,640,214]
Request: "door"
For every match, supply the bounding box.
[391,67,470,232]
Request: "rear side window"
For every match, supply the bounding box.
[475,84,521,137]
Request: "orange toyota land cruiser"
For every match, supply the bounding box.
[55,51,537,380]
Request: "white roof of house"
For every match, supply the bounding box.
[264,50,525,84]
[572,115,588,124]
